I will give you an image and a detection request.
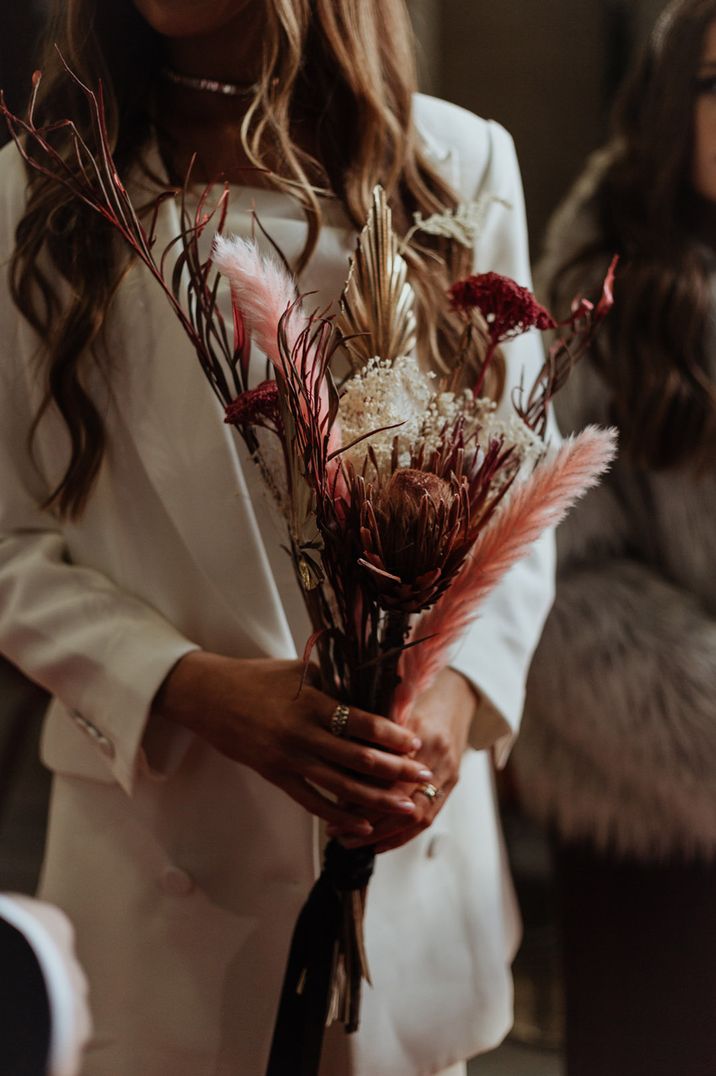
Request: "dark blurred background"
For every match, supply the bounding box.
[0,1,46,117]
[411,0,667,247]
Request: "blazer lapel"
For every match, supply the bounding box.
[108,177,299,659]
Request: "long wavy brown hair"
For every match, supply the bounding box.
[540,0,716,472]
[12,0,484,518]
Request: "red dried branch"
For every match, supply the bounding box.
[0,62,249,411]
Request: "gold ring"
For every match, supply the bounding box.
[329,704,350,738]
[416,782,442,803]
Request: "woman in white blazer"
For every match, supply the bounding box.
[0,1,555,1073]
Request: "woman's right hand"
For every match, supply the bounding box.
[152,651,430,837]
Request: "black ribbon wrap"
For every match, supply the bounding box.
[265,840,375,1076]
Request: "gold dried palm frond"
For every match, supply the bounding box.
[337,185,417,367]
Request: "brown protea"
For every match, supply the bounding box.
[355,467,470,613]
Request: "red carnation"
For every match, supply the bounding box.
[224,380,281,430]
[449,272,556,341]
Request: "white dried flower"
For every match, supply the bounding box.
[337,352,544,486]
[479,409,544,469]
[338,355,434,472]
[407,194,512,249]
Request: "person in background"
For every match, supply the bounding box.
[0,894,91,1076]
[515,2,716,1074]
[0,1,554,1073]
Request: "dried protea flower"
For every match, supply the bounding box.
[381,468,451,514]
[323,409,523,618]
[355,468,469,613]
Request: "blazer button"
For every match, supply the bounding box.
[161,867,195,897]
[426,834,444,859]
[97,736,115,760]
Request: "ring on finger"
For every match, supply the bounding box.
[329,703,350,738]
[415,782,444,803]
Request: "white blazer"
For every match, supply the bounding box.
[0,94,555,1075]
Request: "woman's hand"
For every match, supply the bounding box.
[152,651,434,836]
[327,668,477,853]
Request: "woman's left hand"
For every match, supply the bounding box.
[326,668,477,854]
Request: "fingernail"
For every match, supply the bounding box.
[411,737,422,752]
[396,799,416,813]
[417,768,434,781]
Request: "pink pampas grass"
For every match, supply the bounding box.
[213,233,344,461]
[392,425,618,721]
[212,234,303,370]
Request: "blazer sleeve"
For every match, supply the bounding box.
[0,147,198,796]
[446,119,557,763]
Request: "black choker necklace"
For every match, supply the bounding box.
[161,67,259,98]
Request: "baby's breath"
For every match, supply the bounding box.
[338,355,435,472]
[338,352,542,481]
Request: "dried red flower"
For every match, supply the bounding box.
[449,272,556,340]
[224,380,281,431]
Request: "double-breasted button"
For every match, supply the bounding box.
[161,867,195,897]
[96,735,115,760]
[426,834,444,859]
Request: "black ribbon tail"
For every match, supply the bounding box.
[265,842,375,1076]
[265,873,340,1076]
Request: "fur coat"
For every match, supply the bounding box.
[514,155,716,861]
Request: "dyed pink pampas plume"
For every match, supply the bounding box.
[392,426,618,722]
[213,233,343,459]
[212,235,303,369]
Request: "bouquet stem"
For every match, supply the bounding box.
[266,612,410,1075]
[372,611,411,718]
[265,842,375,1076]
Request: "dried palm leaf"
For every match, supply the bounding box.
[337,185,417,366]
